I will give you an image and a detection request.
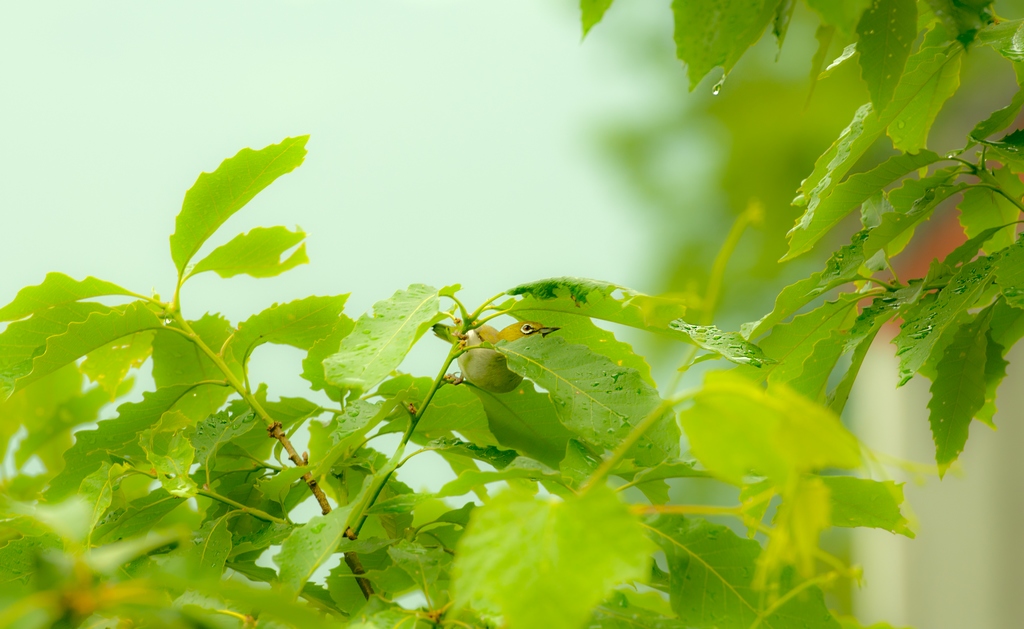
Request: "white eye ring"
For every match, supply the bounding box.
[521,324,535,334]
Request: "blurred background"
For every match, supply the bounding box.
[2,1,1023,626]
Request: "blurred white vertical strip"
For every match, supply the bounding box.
[852,339,1024,628]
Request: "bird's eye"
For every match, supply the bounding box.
[521,324,535,334]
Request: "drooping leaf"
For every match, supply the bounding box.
[772,0,797,51]
[670,0,779,90]
[806,0,871,34]
[787,150,941,259]
[648,516,840,629]
[169,136,309,274]
[970,63,1024,141]
[226,295,350,369]
[80,330,154,400]
[323,284,441,394]
[822,476,913,536]
[580,0,614,36]
[453,486,653,629]
[188,226,308,279]
[927,307,994,474]
[677,371,861,486]
[274,504,353,595]
[0,273,135,323]
[470,380,574,468]
[497,336,680,467]
[806,26,838,103]
[856,0,916,112]
[894,254,997,384]
[668,322,772,367]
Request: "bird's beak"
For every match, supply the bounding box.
[539,326,560,337]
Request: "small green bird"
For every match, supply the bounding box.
[458,321,559,393]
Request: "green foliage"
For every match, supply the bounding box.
[6,3,1024,625]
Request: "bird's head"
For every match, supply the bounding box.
[495,320,560,342]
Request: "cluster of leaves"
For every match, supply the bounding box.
[3,3,1024,629]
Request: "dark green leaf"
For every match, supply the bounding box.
[470,381,574,467]
[787,150,941,259]
[927,307,994,474]
[649,516,840,629]
[856,0,916,112]
[323,284,441,394]
[453,486,653,629]
[822,476,913,536]
[0,273,135,323]
[170,136,308,274]
[497,336,680,467]
[188,226,308,279]
[772,0,797,51]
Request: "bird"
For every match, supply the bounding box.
[457,321,559,393]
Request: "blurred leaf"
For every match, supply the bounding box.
[760,476,831,582]
[822,476,913,536]
[581,0,614,36]
[678,371,860,486]
[670,0,778,90]
[80,330,154,400]
[1,496,92,545]
[453,486,653,629]
[772,0,797,51]
[170,136,308,274]
[649,516,839,628]
[589,590,689,628]
[787,150,941,259]
[498,336,680,467]
[189,226,308,279]
[970,63,1024,141]
[0,533,62,588]
[856,0,916,111]
[177,514,235,577]
[78,461,130,544]
[323,284,441,394]
[470,380,574,467]
[275,505,353,594]
[806,0,871,34]
[0,273,134,323]
[927,306,994,474]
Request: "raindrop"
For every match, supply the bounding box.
[712,75,726,96]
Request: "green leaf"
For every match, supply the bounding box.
[772,0,797,51]
[302,316,357,400]
[309,399,388,477]
[649,516,840,629]
[413,383,498,446]
[0,303,110,401]
[274,505,353,594]
[806,0,871,34]
[856,0,916,112]
[970,64,1024,141]
[178,513,235,577]
[927,306,995,474]
[925,0,994,44]
[510,306,655,385]
[188,226,308,279]
[388,540,451,602]
[589,591,686,629]
[169,136,309,274]
[92,489,182,544]
[670,0,778,90]
[977,18,1024,62]
[190,409,259,475]
[0,533,62,590]
[787,150,941,259]
[0,273,135,323]
[470,381,574,467]
[497,336,680,467]
[668,322,773,367]
[958,169,1024,255]
[894,254,997,384]
[678,371,860,486]
[226,295,350,369]
[887,45,963,151]
[323,284,441,394]
[994,234,1024,308]
[78,461,129,544]
[150,314,233,417]
[822,476,913,536]
[580,0,614,36]
[80,330,154,400]
[453,486,653,629]
[47,383,228,500]
[863,177,967,259]
[424,438,519,470]
[13,302,163,396]
[837,616,912,629]
[508,278,691,335]
[140,410,198,497]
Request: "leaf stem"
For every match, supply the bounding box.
[129,467,287,524]
[702,200,762,326]
[466,291,509,327]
